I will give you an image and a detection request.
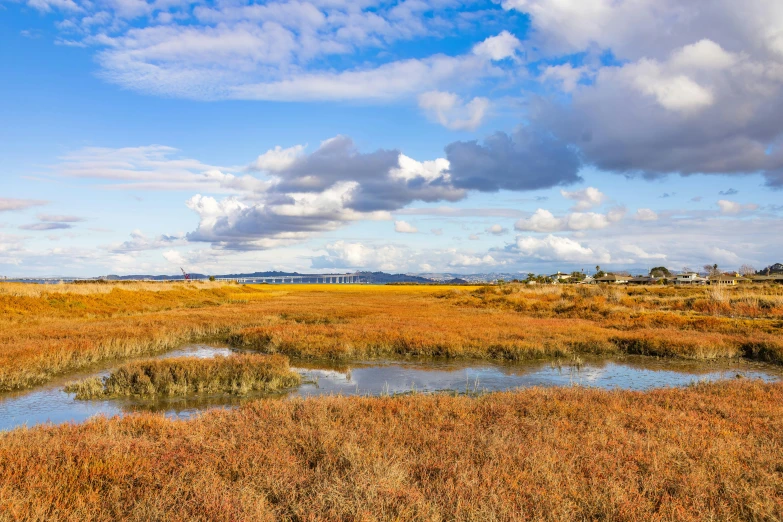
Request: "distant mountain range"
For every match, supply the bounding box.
[9,264,781,283]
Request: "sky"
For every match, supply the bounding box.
[1,0,782,278]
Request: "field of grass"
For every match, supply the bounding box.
[64,354,300,399]
[3,281,783,520]
[2,281,782,391]
[1,379,782,520]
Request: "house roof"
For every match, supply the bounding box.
[749,275,783,281]
[595,274,628,281]
[708,274,744,281]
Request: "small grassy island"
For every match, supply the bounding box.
[64,354,301,399]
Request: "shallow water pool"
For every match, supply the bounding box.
[1,345,780,431]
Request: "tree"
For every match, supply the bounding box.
[682,266,693,274]
[209,276,216,282]
[650,266,672,278]
[704,264,720,277]
[739,264,755,277]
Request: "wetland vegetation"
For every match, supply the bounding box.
[1,281,783,520]
[2,380,783,520]
[1,281,782,392]
[64,354,300,399]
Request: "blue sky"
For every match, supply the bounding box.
[1,0,782,277]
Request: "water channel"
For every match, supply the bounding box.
[2,344,781,431]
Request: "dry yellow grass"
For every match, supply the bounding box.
[1,380,782,520]
[1,281,782,392]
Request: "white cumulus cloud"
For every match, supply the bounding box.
[418,91,490,131]
[560,187,607,210]
[394,220,418,234]
[634,208,659,221]
[515,234,611,263]
[471,30,522,61]
[515,207,624,232]
[717,200,759,214]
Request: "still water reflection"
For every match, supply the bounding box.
[1,345,780,431]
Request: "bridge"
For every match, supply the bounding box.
[2,273,367,284]
[214,273,363,284]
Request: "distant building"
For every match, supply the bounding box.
[595,274,629,284]
[708,273,745,285]
[674,273,708,285]
[549,272,572,281]
[628,276,657,285]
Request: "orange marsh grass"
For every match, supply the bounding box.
[2,282,783,392]
[64,354,300,399]
[1,380,782,520]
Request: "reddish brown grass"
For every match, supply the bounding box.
[2,282,782,392]
[1,380,782,520]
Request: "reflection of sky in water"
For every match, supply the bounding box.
[0,345,232,431]
[292,360,780,398]
[1,346,781,432]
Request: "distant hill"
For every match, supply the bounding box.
[356,271,434,284]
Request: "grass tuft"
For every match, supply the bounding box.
[64,354,301,399]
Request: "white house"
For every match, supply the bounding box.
[675,273,708,285]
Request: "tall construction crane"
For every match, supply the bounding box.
[180,267,191,281]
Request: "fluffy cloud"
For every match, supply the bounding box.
[418,91,490,131]
[472,1,781,187]
[540,64,589,92]
[486,224,508,235]
[271,136,465,212]
[634,208,659,221]
[501,0,783,60]
[311,241,503,272]
[25,0,524,102]
[186,185,390,250]
[444,128,582,192]
[717,200,759,214]
[93,26,511,101]
[0,233,28,265]
[514,207,625,232]
[394,220,418,234]
[620,245,667,260]
[249,145,306,172]
[312,241,411,272]
[471,30,522,61]
[0,198,47,212]
[513,235,611,263]
[448,253,500,267]
[560,187,606,211]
